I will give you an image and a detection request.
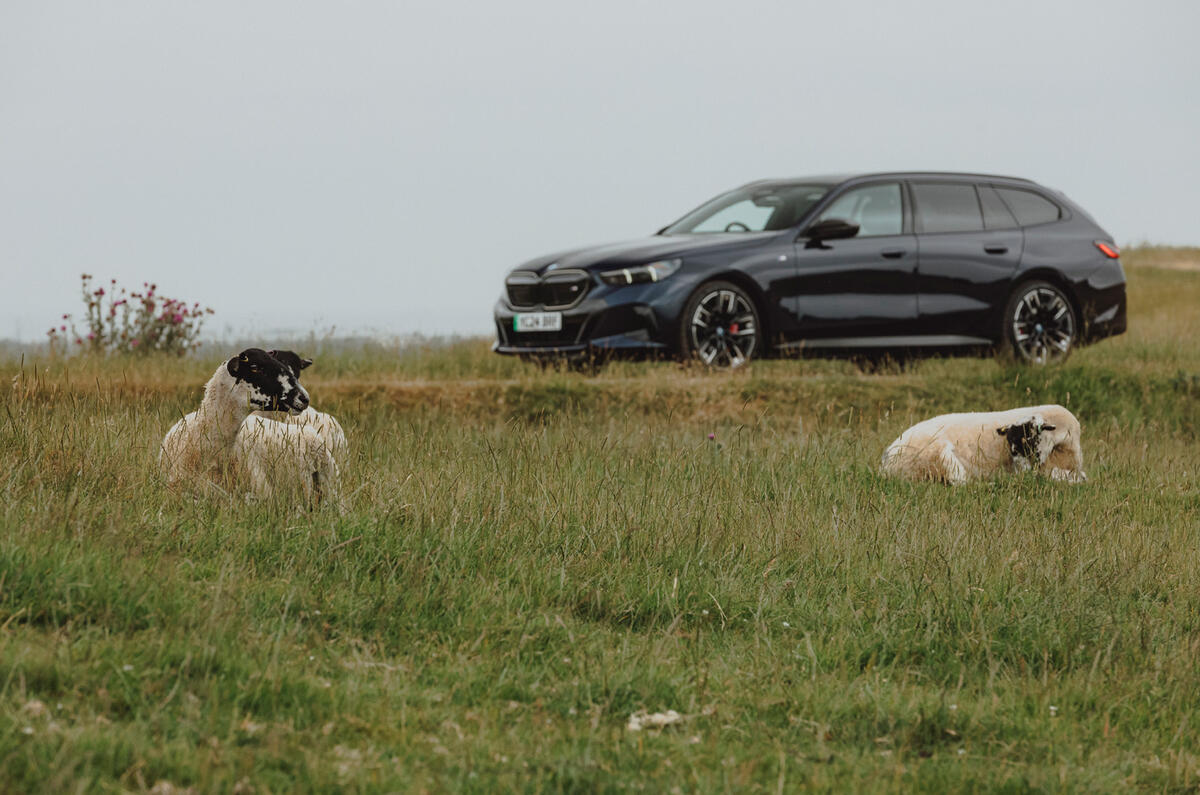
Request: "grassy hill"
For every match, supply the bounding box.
[1,248,1198,791]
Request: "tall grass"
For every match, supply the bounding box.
[1,252,1198,791]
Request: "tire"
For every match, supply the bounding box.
[679,280,762,369]
[1001,280,1078,364]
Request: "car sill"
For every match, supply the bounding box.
[778,334,993,350]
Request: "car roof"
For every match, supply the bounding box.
[747,171,1040,188]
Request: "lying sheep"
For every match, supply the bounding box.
[160,348,338,506]
[250,349,348,464]
[881,404,1086,485]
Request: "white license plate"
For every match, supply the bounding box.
[513,312,563,332]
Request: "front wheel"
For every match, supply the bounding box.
[680,281,762,369]
[1002,280,1078,364]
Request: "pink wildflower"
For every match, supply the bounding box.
[173,313,183,323]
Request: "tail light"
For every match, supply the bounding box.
[1094,241,1120,259]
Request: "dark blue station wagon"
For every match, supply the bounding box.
[493,172,1127,367]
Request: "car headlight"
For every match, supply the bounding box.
[599,258,682,286]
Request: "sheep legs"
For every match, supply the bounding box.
[1045,435,1087,483]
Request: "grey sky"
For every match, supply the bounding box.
[2,0,1197,342]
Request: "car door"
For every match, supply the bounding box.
[911,181,1023,339]
[787,181,918,343]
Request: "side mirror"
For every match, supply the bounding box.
[802,218,860,242]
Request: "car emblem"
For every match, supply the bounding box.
[545,262,559,272]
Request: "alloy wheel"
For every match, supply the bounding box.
[1010,285,1076,364]
[688,288,758,368]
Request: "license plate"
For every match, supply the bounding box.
[513,312,562,332]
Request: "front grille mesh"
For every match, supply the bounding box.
[505,273,539,308]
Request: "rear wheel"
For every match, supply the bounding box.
[1002,280,1077,364]
[680,281,761,369]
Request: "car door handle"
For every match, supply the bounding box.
[984,245,1009,255]
[880,248,906,259]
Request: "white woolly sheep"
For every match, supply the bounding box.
[159,348,338,506]
[881,404,1086,486]
[250,349,348,464]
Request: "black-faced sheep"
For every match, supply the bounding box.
[159,348,339,505]
[881,404,1086,485]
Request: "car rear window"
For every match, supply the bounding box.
[912,183,984,233]
[978,185,1018,229]
[995,187,1062,226]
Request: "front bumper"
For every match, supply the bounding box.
[493,281,686,357]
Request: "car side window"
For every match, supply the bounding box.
[912,183,984,233]
[995,187,1062,226]
[978,185,1018,229]
[816,183,902,237]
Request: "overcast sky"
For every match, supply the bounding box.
[2,0,1197,342]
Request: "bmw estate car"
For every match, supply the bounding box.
[493,172,1126,367]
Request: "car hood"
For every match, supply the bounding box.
[508,232,781,275]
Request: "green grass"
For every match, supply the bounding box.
[2,251,1199,792]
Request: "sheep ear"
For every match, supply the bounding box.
[996,426,1008,436]
[1042,423,1056,432]
[227,357,240,375]
[300,358,313,370]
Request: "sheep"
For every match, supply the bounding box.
[250,349,348,464]
[880,404,1087,485]
[159,348,338,506]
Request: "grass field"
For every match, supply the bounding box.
[2,248,1199,792]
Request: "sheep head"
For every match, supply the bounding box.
[226,348,310,414]
[996,415,1058,472]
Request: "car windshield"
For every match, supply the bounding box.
[662,183,831,234]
